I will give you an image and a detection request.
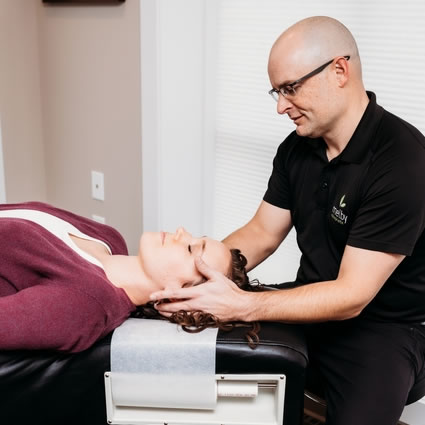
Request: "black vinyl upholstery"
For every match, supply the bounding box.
[0,321,308,425]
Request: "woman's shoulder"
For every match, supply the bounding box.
[0,201,128,255]
[0,201,76,216]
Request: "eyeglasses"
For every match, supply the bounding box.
[268,55,350,101]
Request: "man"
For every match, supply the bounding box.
[151,16,425,425]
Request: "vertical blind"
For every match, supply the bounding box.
[211,0,425,284]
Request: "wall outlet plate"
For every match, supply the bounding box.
[91,170,105,201]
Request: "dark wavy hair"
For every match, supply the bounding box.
[132,249,263,348]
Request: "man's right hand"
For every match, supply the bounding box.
[150,256,253,322]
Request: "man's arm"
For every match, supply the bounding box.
[151,245,405,323]
[222,200,292,271]
[241,245,404,322]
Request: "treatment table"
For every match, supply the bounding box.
[0,320,308,425]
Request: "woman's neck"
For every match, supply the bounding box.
[101,255,156,306]
[69,234,155,305]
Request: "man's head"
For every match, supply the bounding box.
[268,16,365,140]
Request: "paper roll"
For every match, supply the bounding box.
[110,318,218,409]
[217,380,258,398]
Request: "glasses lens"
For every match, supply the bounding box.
[284,85,297,97]
[269,90,279,102]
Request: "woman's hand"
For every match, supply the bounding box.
[150,256,251,322]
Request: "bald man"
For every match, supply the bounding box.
[152,16,425,425]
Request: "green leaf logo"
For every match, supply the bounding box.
[339,195,346,208]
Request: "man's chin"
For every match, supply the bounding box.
[295,124,309,137]
[294,122,318,138]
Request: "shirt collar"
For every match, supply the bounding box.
[306,91,384,164]
[337,91,384,164]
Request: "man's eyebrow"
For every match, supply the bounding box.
[277,80,293,89]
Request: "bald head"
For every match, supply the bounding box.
[269,16,362,79]
[267,17,369,145]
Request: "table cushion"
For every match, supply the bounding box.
[0,321,307,425]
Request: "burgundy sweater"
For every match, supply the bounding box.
[0,202,136,353]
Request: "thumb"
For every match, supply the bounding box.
[194,256,217,280]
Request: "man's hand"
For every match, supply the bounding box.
[150,257,251,322]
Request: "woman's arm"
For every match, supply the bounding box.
[0,285,110,353]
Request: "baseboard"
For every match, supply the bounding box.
[400,397,425,425]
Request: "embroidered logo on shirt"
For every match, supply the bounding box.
[331,194,348,225]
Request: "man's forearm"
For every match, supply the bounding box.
[239,279,365,323]
[222,201,292,271]
[237,245,404,323]
[223,225,280,271]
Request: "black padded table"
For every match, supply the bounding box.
[0,321,308,425]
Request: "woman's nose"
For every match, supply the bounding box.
[174,226,190,241]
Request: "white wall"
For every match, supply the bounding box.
[140,0,210,236]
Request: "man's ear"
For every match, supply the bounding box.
[335,56,349,87]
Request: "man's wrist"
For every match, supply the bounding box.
[237,291,262,322]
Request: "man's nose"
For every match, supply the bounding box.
[277,93,293,115]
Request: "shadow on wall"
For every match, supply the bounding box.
[0,119,6,203]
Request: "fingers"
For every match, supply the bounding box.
[150,259,226,304]
[155,299,191,314]
[156,309,172,318]
[150,286,200,302]
[194,256,220,279]
[150,289,176,302]
[151,280,246,322]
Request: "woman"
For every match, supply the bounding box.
[0,201,250,353]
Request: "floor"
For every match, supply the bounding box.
[303,413,325,425]
[303,393,326,424]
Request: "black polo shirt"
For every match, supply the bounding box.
[264,92,425,323]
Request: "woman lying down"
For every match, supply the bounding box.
[0,201,259,353]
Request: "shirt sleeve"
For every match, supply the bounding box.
[263,139,292,209]
[0,284,110,353]
[348,144,425,255]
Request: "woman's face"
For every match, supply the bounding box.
[138,227,231,289]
